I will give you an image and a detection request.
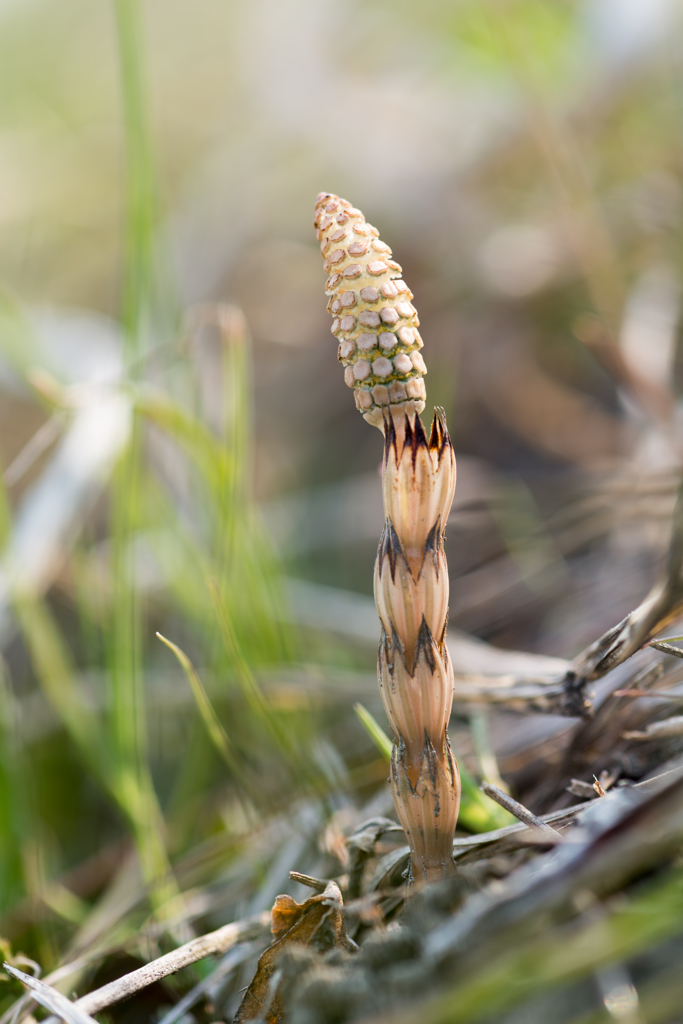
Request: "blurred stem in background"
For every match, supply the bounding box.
[110,0,178,915]
[216,307,250,577]
[482,0,676,438]
[483,0,625,329]
[0,468,10,550]
[109,0,302,904]
[114,0,157,348]
[0,652,31,924]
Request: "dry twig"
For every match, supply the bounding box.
[565,477,683,715]
[3,966,99,1024]
[38,912,270,1023]
[479,782,562,839]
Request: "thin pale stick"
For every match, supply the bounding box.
[39,912,270,1022]
[155,942,257,1024]
[480,782,562,839]
[647,641,683,658]
[614,690,683,700]
[3,413,67,487]
[565,477,683,713]
[4,966,99,1024]
[624,717,683,740]
[288,872,327,892]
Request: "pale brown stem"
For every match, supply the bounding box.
[376,407,460,884]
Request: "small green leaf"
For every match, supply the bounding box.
[354,703,393,761]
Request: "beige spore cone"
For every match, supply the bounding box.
[315,191,460,883]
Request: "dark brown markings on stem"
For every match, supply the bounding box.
[440,617,451,656]
[385,613,439,677]
[403,409,429,471]
[386,614,430,677]
[380,620,406,678]
[389,621,407,673]
[414,616,437,675]
[383,408,400,464]
[429,409,443,450]
[391,738,405,792]
[378,622,390,676]
[378,622,395,696]
[424,732,441,817]
[444,733,457,772]
[376,522,389,576]
[430,407,453,464]
[379,518,412,584]
[379,626,398,697]
[418,518,443,581]
[393,734,421,798]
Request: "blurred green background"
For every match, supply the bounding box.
[1,0,683,1009]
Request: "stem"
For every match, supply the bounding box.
[110,0,177,915]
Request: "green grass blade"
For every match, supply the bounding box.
[134,387,233,496]
[156,632,245,780]
[215,307,250,575]
[0,462,11,549]
[113,0,157,349]
[0,654,31,915]
[135,373,291,669]
[458,768,514,831]
[354,702,393,760]
[208,578,296,769]
[13,593,177,915]
[107,0,180,919]
[14,595,110,785]
[208,578,278,731]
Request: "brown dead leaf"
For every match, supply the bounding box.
[271,895,305,941]
[234,880,355,1024]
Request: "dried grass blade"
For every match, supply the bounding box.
[623,716,683,740]
[614,689,683,700]
[3,965,99,1024]
[41,912,270,1022]
[480,782,562,838]
[155,942,258,1024]
[567,476,683,708]
[647,641,683,658]
[2,413,67,488]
